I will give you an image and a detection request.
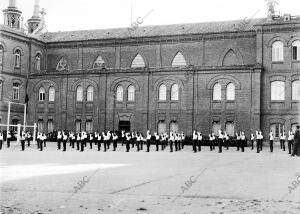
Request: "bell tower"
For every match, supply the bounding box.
[27,0,42,33]
[3,0,23,29]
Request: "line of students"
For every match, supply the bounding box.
[0,129,297,155]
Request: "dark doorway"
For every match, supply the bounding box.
[119,121,130,132]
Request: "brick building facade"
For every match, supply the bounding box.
[0,0,299,138]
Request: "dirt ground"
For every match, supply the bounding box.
[0,142,300,214]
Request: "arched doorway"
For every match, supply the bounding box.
[119,121,130,132]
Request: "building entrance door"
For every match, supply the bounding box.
[119,121,130,132]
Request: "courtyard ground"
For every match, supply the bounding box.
[0,142,300,214]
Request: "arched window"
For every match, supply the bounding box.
[225,122,235,136]
[86,120,93,133]
[47,119,54,133]
[213,83,221,101]
[0,81,3,100]
[172,52,187,67]
[38,119,44,132]
[292,40,300,60]
[116,85,123,101]
[292,80,300,100]
[127,85,135,101]
[75,119,82,133]
[39,87,45,101]
[49,86,55,102]
[36,53,41,70]
[13,82,19,100]
[170,121,179,133]
[271,81,285,100]
[56,57,69,71]
[171,84,179,101]
[86,86,94,101]
[158,120,167,135]
[226,83,235,100]
[272,41,284,62]
[93,56,106,69]
[0,46,3,66]
[131,54,145,68]
[159,84,167,101]
[212,121,221,134]
[270,123,285,138]
[76,86,83,101]
[14,49,21,68]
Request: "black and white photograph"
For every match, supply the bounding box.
[0,0,300,213]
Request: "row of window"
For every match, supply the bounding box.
[272,40,300,62]
[212,83,235,101]
[1,40,299,72]
[271,80,300,101]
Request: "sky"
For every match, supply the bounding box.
[0,0,299,32]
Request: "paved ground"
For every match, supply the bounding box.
[0,142,300,214]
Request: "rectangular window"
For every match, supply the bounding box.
[85,120,93,133]
[212,121,221,135]
[225,122,235,136]
[271,81,285,101]
[293,46,298,60]
[13,83,19,100]
[158,121,167,135]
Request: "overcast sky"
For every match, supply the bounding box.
[0,0,299,32]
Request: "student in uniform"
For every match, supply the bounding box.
[269,130,274,152]
[7,131,11,148]
[280,132,286,151]
[121,130,125,146]
[146,130,151,152]
[62,131,68,152]
[250,132,254,150]
[96,132,102,151]
[112,132,118,151]
[224,131,229,150]
[89,133,94,149]
[20,131,26,151]
[0,131,3,150]
[235,132,240,151]
[154,132,160,151]
[80,132,85,152]
[218,130,223,153]
[174,132,179,152]
[181,132,185,149]
[259,131,263,151]
[192,130,197,153]
[125,132,131,152]
[209,134,213,151]
[256,130,260,153]
[197,132,202,152]
[288,130,293,154]
[57,131,62,150]
[131,132,135,148]
[169,132,174,152]
[240,132,246,152]
[42,132,47,148]
[26,131,31,146]
[76,133,81,151]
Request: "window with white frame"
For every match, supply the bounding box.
[159,84,167,101]
[49,86,55,102]
[127,85,135,101]
[170,121,179,133]
[171,52,187,67]
[116,85,123,101]
[270,123,284,138]
[171,84,179,101]
[39,87,45,101]
[86,86,94,101]
[13,82,19,100]
[292,80,300,100]
[76,86,83,101]
[14,49,21,68]
[271,81,285,101]
[213,83,221,101]
[292,40,300,61]
[36,53,41,70]
[272,41,284,62]
[131,54,145,68]
[38,119,44,132]
[226,83,235,100]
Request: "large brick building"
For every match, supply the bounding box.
[0,0,299,138]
